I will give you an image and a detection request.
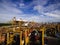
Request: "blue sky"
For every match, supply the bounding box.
[0,0,60,23]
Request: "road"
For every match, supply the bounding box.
[45,37,60,45]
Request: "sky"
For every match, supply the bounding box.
[0,0,60,23]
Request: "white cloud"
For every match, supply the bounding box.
[33,0,48,6]
[33,3,60,19]
[33,2,60,22]
[0,3,23,14]
[44,13,60,18]
[0,1,23,13]
[19,3,25,7]
[19,3,26,8]
[51,10,60,15]
[0,0,60,23]
[33,5,44,13]
[0,1,24,23]
[19,0,48,9]
[28,15,60,22]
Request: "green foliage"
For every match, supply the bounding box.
[0,23,11,26]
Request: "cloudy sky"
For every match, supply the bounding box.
[0,0,60,23]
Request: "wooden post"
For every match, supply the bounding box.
[20,31,22,45]
[58,25,60,32]
[7,33,9,45]
[42,29,44,45]
[27,28,29,45]
[25,29,27,45]
[40,27,45,45]
[19,19,23,45]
